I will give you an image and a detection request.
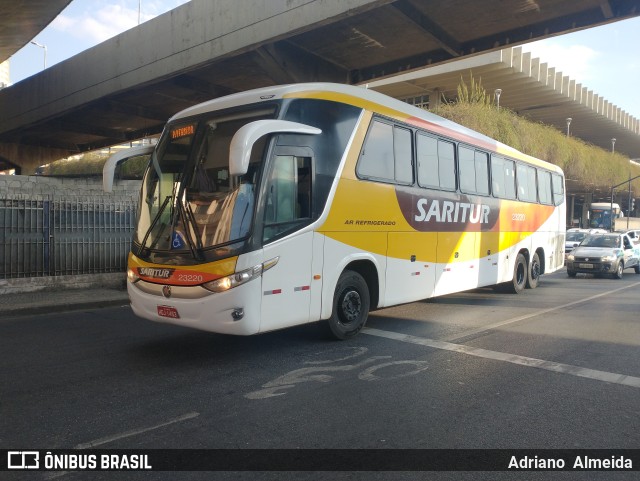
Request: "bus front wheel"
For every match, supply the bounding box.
[328,270,370,340]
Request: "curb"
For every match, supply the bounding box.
[0,293,130,319]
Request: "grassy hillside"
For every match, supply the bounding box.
[40,150,147,178]
[434,76,640,196]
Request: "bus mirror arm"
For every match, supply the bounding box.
[102,145,155,192]
[229,120,321,176]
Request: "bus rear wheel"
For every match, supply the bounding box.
[327,270,370,340]
[527,252,541,289]
[507,253,527,294]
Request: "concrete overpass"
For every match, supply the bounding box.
[366,45,640,173]
[0,0,72,64]
[2,0,640,173]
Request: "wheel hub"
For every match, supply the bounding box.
[531,261,540,279]
[341,290,361,323]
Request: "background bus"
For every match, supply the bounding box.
[589,202,620,230]
[106,83,566,339]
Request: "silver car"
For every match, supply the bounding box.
[564,228,607,262]
[566,233,640,278]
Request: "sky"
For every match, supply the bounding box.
[6,2,640,118]
[8,0,189,81]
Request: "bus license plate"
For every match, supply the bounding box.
[578,263,593,269]
[157,305,180,319]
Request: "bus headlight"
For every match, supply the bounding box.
[127,268,140,284]
[203,257,279,293]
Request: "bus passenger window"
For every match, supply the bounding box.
[417,134,455,191]
[516,163,537,203]
[438,140,456,191]
[357,120,413,184]
[504,159,516,199]
[417,133,439,188]
[538,170,553,205]
[357,120,394,181]
[552,173,564,205]
[491,155,517,200]
[459,147,489,195]
[458,146,476,193]
[394,126,413,184]
[475,151,489,195]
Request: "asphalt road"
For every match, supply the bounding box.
[1,269,640,481]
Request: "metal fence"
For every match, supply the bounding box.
[0,195,137,279]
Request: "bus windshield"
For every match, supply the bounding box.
[134,109,274,261]
[589,209,612,230]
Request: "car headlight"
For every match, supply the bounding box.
[601,255,616,262]
[567,254,575,261]
[202,257,279,293]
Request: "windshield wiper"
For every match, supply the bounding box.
[185,201,205,253]
[175,197,204,261]
[137,194,171,256]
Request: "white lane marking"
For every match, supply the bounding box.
[74,411,200,449]
[442,281,640,342]
[363,328,640,389]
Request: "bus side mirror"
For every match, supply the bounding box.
[102,145,155,192]
[229,120,321,176]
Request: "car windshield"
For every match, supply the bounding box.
[580,235,620,248]
[566,232,587,242]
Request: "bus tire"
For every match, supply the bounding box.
[527,252,541,289]
[327,270,370,340]
[507,253,527,294]
[634,264,640,274]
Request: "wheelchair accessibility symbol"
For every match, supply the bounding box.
[171,231,185,249]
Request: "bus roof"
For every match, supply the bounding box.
[170,82,562,174]
[590,202,620,209]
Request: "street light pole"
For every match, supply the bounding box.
[566,117,572,137]
[30,41,47,70]
[494,88,502,111]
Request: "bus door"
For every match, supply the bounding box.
[259,148,322,331]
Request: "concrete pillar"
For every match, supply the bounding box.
[582,193,593,228]
[430,88,442,110]
[569,194,576,227]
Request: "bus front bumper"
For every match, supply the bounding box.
[127,279,262,335]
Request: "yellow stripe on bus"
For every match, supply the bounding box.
[128,253,238,285]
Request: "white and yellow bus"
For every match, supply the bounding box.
[109,83,566,339]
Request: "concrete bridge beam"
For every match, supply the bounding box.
[0,142,70,174]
